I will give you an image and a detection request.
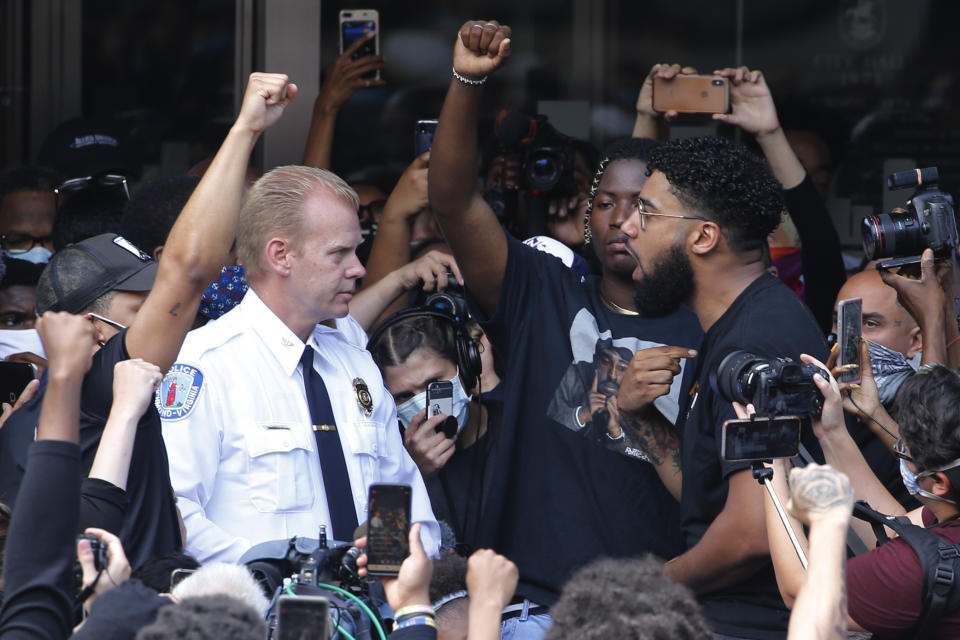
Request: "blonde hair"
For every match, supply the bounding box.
[237,165,359,274]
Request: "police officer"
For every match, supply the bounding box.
[160,163,440,563]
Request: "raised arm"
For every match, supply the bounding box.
[879,249,949,366]
[429,20,512,318]
[632,63,698,140]
[361,153,431,290]
[126,73,297,371]
[785,464,856,639]
[303,33,385,169]
[88,359,163,490]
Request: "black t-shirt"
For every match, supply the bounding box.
[473,236,703,606]
[677,272,828,639]
[0,331,180,570]
[426,400,501,552]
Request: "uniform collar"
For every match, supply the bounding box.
[239,288,350,376]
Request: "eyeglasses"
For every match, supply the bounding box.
[1,232,54,254]
[635,199,707,230]
[894,437,914,464]
[54,174,130,209]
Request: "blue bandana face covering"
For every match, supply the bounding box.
[199,265,247,320]
[868,339,918,406]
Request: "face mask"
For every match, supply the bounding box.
[868,339,918,406]
[199,265,247,320]
[396,370,473,434]
[0,328,46,360]
[900,458,959,505]
[9,246,52,264]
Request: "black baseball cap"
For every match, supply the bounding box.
[36,233,157,314]
[36,117,135,181]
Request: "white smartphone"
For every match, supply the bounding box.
[339,9,379,81]
[837,297,863,385]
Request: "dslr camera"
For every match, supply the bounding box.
[712,350,827,418]
[861,167,958,262]
[483,110,579,231]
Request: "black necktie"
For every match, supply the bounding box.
[300,346,359,541]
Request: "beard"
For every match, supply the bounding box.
[633,243,695,317]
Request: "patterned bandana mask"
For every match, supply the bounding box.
[868,339,919,406]
[199,265,248,320]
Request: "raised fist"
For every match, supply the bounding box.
[453,20,512,81]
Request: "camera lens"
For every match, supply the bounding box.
[711,79,723,86]
[861,211,925,261]
[713,350,764,405]
[525,149,561,192]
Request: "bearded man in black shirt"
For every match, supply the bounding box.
[620,136,828,640]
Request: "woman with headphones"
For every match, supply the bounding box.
[368,307,500,553]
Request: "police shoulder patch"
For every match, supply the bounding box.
[155,363,204,420]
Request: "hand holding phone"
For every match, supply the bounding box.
[836,298,863,384]
[0,361,37,405]
[366,483,412,577]
[414,120,438,157]
[339,10,380,81]
[652,75,730,114]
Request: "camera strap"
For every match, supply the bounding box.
[852,500,960,639]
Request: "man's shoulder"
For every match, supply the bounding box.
[177,312,247,363]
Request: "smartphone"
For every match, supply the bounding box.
[366,483,412,577]
[276,594,330,640]
[339,9,379,80]
[876,255,922,270]
[0,361,37,405]
[652,75,730,114]
[721,416,801,462]
[426,380,453,419]
[169,568,195,591]
[837,297,863,385]
[414,119,438,157]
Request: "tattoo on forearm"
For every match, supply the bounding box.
[168,302,181,317]
[791,467,853,514]
[624,413,682,473]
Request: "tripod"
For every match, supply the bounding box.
[751,461,808,570]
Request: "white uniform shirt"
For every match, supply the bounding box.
[159,289,440,563]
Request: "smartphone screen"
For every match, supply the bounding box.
[366,483,412,576]
[721,417,801,462]
[414,120,438,157]
[426,380,453,418]
[339,10,378,80]
[0,361,37,405]
[837,298,863,384]
[652,75,730,114]
[276,595,330,640]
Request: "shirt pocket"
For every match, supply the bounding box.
[244,424,315,513]
[345,419,385,490]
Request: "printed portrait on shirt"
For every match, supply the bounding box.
[546,309,687,461]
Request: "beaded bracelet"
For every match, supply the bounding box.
[452,66,487,86]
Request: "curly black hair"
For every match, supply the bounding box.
[894,364,960,472]
[546,555,711,640]
[120,176,200,258]
[646,136,784,253]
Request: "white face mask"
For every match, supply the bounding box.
[0,328,46,360]
[396,369,472,434]
[8,246,52,264]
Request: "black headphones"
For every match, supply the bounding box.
[367,307,482,392]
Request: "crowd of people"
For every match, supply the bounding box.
[1,16,959,640]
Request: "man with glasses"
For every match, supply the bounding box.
[0,73,297,571]
[763,362,960,637]
[619,135,829,640]
[0,167,60,264]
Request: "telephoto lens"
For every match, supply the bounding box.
[861,211,925,261]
